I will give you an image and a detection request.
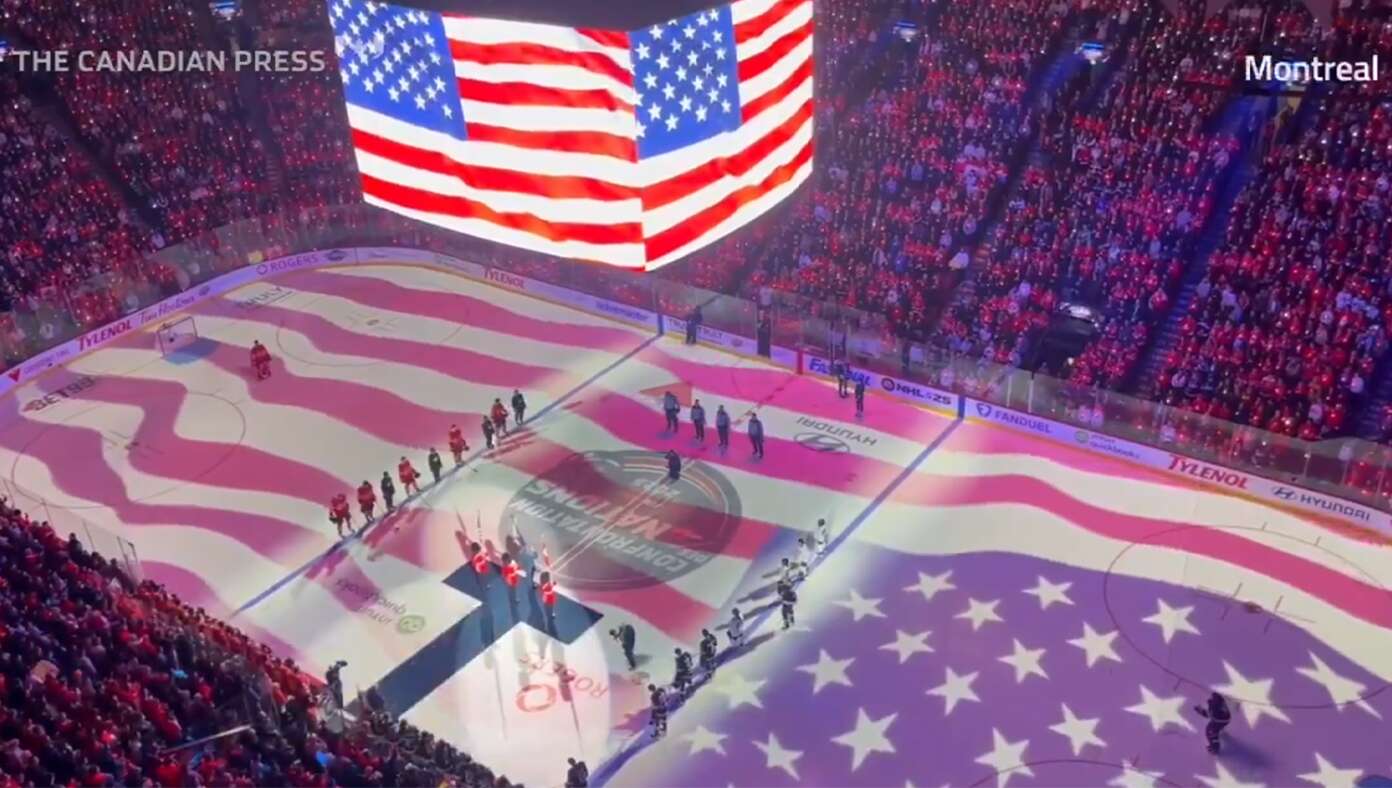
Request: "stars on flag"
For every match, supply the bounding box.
[955,597,1004,630]
[796,649,855,694]
[831,708,898,772]
[629,5,742,159]
[879,629,933,664]
[1142,598,1201,644]
[1068,622,1123,667]
[835,589,885,621]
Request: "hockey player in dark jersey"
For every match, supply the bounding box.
[1194,692,1232,754]
[699,629,718,678]
[673,648,694,698]
[648,684,668,739]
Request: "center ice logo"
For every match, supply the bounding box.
[504,450,742,591]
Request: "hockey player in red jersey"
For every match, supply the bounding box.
[329,493,352,538]
[501,552,520,603]
[398,456,420,495]
[357,481,377,524]
[448,424,468,465]
[470,542,490,587]
[539,571,557,627]
[490,399,510,438]
[250,341,272,380]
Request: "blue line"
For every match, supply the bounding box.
[591,415,963,785]
[233,330,664,617]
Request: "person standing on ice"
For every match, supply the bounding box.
[747,413,766,458]
[663,390,680,433]
[328,494,350,538]
[398,456,420,496]
[716,405,731,452]
[380,471,396,512]
[491,398,510,439]
[699,628,718,678]
[816,518,830,554]
[511,389,527,426]
[690,399,707,442]
[357,481,377,524]
[854,376,866,417]
[482,416,496,450]
[449,424,468,464]
[250,340,272,380]
[666,449,682,482]
[727,608,745,649]
[427,448,443,484]
[648,684,668,739]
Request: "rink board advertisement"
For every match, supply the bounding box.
[803,352,959,416]
[4,244,1389,538]
[967,399,1392,538]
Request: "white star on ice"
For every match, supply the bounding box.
[715,46,727,60]
[698,12,709,25]
[656,53,670,70]
[692,75,705,91]
[796,649,854,694]
[1049,704,1105,756]
[687,50,699,66]
[998,639,1048,683]
[905,569,955,602]
[716,72,729,87]
[675,65,688,82]
[1023,576,1074,609]
[649,24,664,39]
[429,51,441,65]
[955,598,1003,631]
[636,42,650,60]
[362,79,375,93]
[647,103,663,121]
[679,95,693,112]
[880,630,933,664]
[441,105,452,118]
[1110,766,1166,788]
[832,708,897,772]
[661,83,676,100]
[643,72,659,89]
[712,28,723,42]
[753,733,802,780]
[926,666,980,715]
[664,114,679,131]
[1125,685,1195,732]
[694,105,708,122]
[720,98,733,114]
[835,589,886,621]
[682,23,696,38]
[387,87,400,102]
[1296,652,1381,718]
[683,725,727,756]
[708,9,720,21]
[1214,661,1290,727]
[975,729,1032,788]
[414,94,426,109]
[670,38,682,52]
[1068,622,1122,668]
[1298,753,1363,788]
[714,671,764,709]
[1142,599,1200,644]
[1197,761,1265,788]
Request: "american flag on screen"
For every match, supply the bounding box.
[327,0,813,270]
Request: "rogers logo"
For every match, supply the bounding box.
[486,269,526,290]
[78,318,134,351]
[1169,456,1249,490]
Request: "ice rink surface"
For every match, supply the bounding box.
[2,262,1389,787]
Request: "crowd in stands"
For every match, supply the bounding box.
[1154,66,1392,439]
[743,0,1062,338]
[0,495,517,787]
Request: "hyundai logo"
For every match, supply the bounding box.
[794,432,850,454]
[1272,486,1296,500]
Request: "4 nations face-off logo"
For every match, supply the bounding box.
[504,450,743,591]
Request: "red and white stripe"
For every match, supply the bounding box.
[348,0,812,271]
[639,0,814,267]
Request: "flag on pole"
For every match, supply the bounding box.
[327,0,813,270]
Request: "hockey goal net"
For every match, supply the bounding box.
[157,315,199,355]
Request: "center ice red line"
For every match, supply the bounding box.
[893,471,1392,629]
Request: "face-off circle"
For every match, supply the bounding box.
[504,450,742,591]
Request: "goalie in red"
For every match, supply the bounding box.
[398,456,420,496]
[448,424,469,465]
[328,493,352,538]
[250,340,272,380]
